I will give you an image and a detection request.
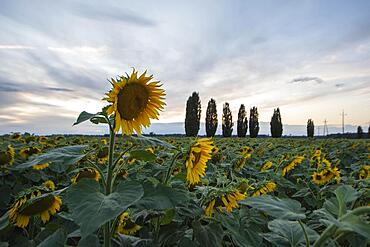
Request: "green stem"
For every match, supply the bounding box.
[103,119,116,247]
[298,220,310,247]
[313,206,370,247]
[163,152,182,185]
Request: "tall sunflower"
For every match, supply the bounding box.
[186,138,214,186]
[8,191,61,228]
[104,69,166,135]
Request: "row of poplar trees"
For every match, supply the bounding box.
[185,92,284,137]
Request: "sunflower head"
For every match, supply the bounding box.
[43,180,56,191]
[104,69,166,135]
[0,145,15,167]
[71,168,101,184]
[8,190,61,228]
[185,138,214,186]
[261,161,273,172]
[116,211,141,236]
[32,163,49,170]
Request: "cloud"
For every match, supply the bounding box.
[288,77,324,84]
[73,2,156,27]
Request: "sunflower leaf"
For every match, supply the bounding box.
[13,145,88,170]
[123,135,176,149]
[37,228,67,247]
[66,179,143,238]
[241,195,306,220]
[73,111,105,126]
[129,150,157,161]
[262,219,318,247]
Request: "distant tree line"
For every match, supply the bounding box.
[184,92,369,138]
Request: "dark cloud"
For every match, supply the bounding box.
[74,3,156,27]
[288,77,324,84]
[335,83,345,88]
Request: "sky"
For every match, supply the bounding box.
[0,0,370,135]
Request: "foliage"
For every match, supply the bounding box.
[185,92,201,137]
[237,104,248,137]
[205,98,218,137]
[222,103,233,137]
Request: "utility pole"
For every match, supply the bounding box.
[340,110,347,134]
[323,119,329,136]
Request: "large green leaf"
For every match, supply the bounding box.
[217,212,263,247]
[333,213,370,240]
[192,221,223,247]
[77,234,100,247]
[67,179,143,238]
[135,182,189,210]
[37,228,67,247]
[241,196,306,220]
[0,212,9,232]
[123,135,176,149]
[129,150,157,162]
[263,219,318,247]
[13,145,88,170]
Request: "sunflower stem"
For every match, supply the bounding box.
[298,220,310,247]
[164,151,182,185]
[103,122,116,247]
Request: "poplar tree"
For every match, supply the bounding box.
[205,98,218,137]
[185,92,201,136]
[222,103,233,137]
[270,108,283,138]
[357,126,363,139]
[237,104,248,137]
[307,119,314,138]
[249,107,259,138]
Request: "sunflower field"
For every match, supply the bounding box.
[0,70,369,247]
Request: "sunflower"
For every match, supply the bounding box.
[0,145,15,167]
[281,156,305,176]
[261,161,273,172]
[71,168,101,184]
[221,190,246,212]
[204,199,216,217]
[239,146,253,159]
[186,138,214,186]
[38,136,48,144]
[11,132,22,140]
[32,163,49,170]
[19,147,41,159]
[204,190,246,217]
[43,180,56,191]
[358,165,370,180]
[312,172,326,185]
[116,212,141,235]
[104,69,166,135]
[252,181,277,196]
[8,191,61,228]
[234,157,247,171]
[97,147,109,164]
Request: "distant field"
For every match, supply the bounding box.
[0,133,369,246]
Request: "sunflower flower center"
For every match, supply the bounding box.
[117,83,149,120]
